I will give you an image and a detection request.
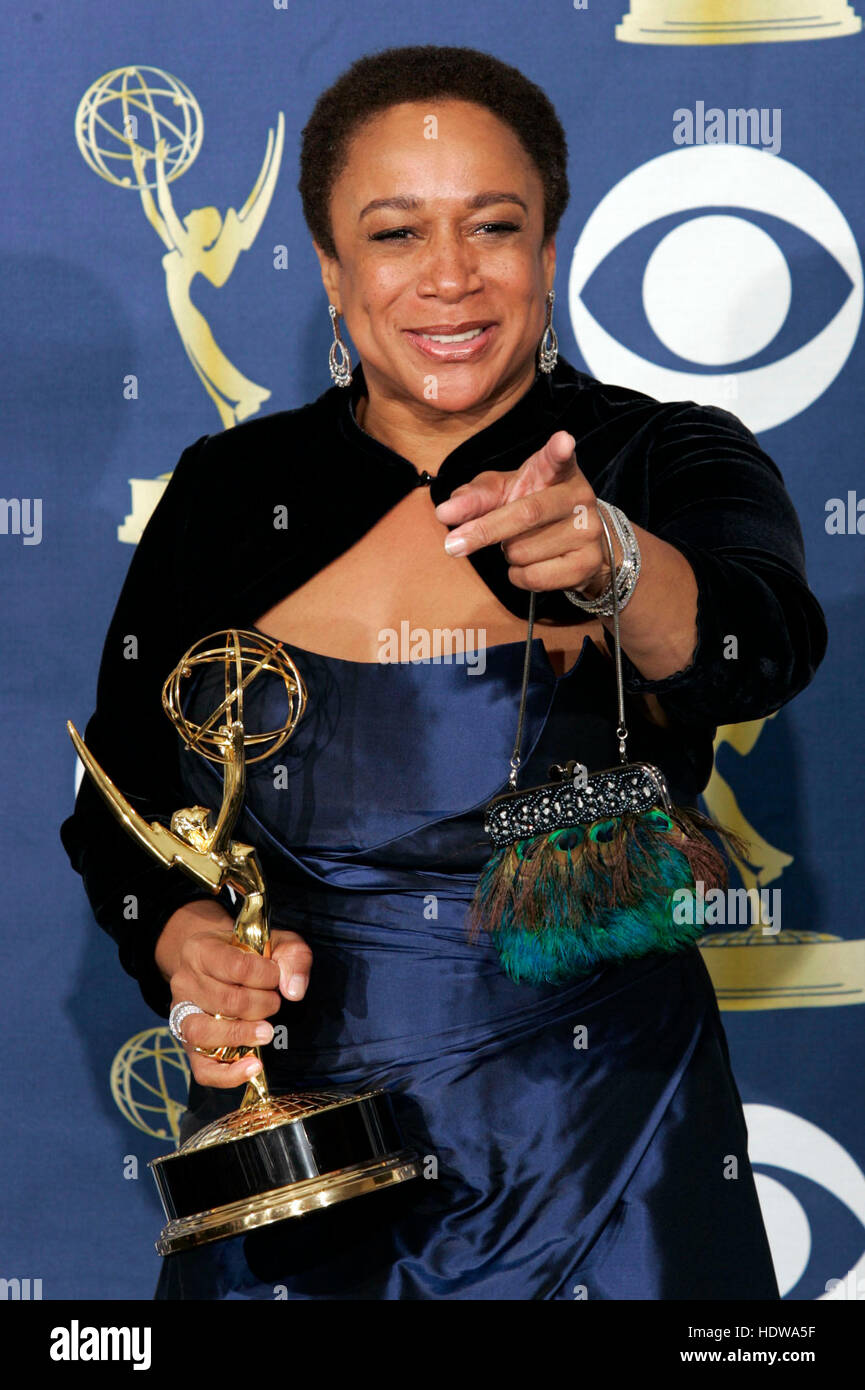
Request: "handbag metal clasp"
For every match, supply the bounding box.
[548,759,589,787]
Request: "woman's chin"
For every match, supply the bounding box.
[395,357,527,416]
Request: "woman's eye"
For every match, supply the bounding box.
[473,222,520,235]
[368,221,520,243]
[368,228,415,241]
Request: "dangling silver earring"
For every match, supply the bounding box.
[328,303,352,387]
[538,289,558,374]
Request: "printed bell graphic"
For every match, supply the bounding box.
[616,0,862,44]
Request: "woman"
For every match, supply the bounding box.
[61,45,827,1300]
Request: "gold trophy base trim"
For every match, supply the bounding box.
[154,1149,421,1255]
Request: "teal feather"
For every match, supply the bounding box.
[469,806,721,986]
[492,841,698,985]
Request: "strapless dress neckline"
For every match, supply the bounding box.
[248,622,594,685]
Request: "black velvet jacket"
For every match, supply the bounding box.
[60,355,828,1015]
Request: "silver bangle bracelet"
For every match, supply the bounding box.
[565,543,640,615]
[563,501,642,616]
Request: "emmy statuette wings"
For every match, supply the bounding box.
[67,627,420,1255]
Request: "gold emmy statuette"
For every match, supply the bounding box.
[75,67,286,542]
[68,628,420,1255]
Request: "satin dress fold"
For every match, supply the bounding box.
[155,632,779,1302]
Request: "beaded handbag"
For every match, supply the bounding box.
[467,513,747,985]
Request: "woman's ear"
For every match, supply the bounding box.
[543,235,557,293]
[312,239,341,311]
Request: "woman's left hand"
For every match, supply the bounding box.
[433,430,618,598]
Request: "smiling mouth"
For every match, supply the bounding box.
[402,322,497,358]
[411,326,488,343]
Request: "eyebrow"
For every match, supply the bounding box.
[358,191,529,221]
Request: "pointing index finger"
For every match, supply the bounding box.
[440,430,578,555]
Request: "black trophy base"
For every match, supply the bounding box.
[148,1089,421,1255]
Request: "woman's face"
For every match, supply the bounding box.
[315,98,556,415]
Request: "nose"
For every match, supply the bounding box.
[416,227,482,300]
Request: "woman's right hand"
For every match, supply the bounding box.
[155,898,313,1089]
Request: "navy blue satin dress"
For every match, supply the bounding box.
[155,632,779,1301]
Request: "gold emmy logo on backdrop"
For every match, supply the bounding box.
[110,1027,190,1143]
[616,0,862,43]
[698,718,865,1009]
[68,629,420,1254]
[74,66,284,542]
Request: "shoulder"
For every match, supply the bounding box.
[556,355,669,423]
[135,388,344,573]
[180,390,339,487]
[555,359,690,463]
[559,355,757,442]
[557,357,783,483]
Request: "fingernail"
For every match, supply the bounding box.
[244,1058,262,1077]
[444,534,467,556]
[254,1023,273,1043]
[287,974,308,1000]
[440,485,468,505]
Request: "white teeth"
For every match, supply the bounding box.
[419,327,485,343]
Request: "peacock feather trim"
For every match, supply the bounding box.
[468,801,750,986]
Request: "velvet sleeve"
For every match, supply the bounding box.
[600,402,828,727]
[60,433,235,1017]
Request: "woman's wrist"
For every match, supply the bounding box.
[564,501,638,613]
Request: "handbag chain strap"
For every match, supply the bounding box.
[507,506,628,789]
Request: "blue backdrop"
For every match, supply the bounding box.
[2,0,863,1301]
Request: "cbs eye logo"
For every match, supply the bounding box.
[568,146,862,433]
[745,1104,865,1301]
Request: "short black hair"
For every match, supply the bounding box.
[299,45,570,259]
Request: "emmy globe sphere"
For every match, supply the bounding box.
[110,1027,190,1145]
[161,628,307,765]
[75,65,203,189]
